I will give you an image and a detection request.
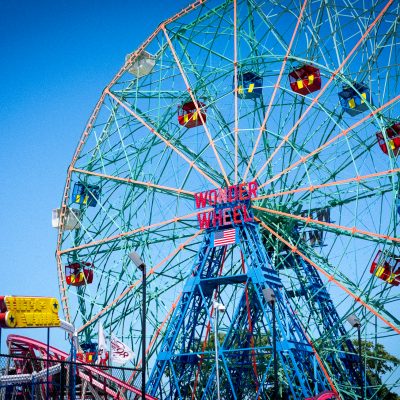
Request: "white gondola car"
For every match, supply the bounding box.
[125,51,156,77]
[52,207,81,231]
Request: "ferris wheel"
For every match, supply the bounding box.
[54,0,400,398]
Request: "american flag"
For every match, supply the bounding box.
[213,228,237,247]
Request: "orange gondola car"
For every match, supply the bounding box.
[289,65,321,95]
[65,262,94,287]
[178,101,207,128]
[370,250,400,286]
[376,123,400,155]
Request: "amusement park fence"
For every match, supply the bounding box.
[0,353,142,399]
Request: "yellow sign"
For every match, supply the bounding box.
[1,296,61,328]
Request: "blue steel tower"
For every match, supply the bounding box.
[146,186,361,399]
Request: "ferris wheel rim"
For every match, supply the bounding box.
[55,1,400,397]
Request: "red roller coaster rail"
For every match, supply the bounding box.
[5,334,157,400]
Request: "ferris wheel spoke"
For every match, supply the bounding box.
[297,182,393,218]
[243,0,309,182]
[303,4,335,68]
[233,0,238,184]
[161,26,230,186]
[170,41,236,171]
[259,93,400,190]
[378,21,400,102]
[106,0,207,91]
[105,89,221,188]
[165,0,235,65]
[254,205,400,245]
[253,0,395,183]
[256,166,400,201]
[71,168,194,199]
[59,209,209,255]
[277,132,391,217]
[76,231,202,333]
[173,34,232,65]
[258,219,400,335]
[68,93,108,171]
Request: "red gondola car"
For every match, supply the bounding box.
[76,351,109,365]
[376,123,400,155]
[65,262,94,287]
[289,65,321,95]
[77,342,109,365]
[370,250,400,286]
[178,101,207,128]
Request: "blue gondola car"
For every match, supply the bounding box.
[235,72,263,99]
[338,83,371,116]
[72,183,100,207]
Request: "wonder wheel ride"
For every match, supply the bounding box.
[54,0,400,398]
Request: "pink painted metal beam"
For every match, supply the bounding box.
[233,0,239,184]
[77,230,202,332]
[161,26,230,187]
[58,208,211,255]
[259,93,400,189]
[106,89,220,188]
[255,167,400,200]
[72,167,195,197]
[253,205,400,244]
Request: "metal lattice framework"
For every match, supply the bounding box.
[55,0,400,398]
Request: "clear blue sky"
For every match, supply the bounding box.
[0,0,191,352]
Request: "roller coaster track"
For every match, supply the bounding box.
[3,334,157,400]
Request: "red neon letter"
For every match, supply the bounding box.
[197,212,211,229]
[239,183,249,200]
[228,185,238,202]
[248,181,258,199]
[195,192,208,209]
[242,205,253,222]
[212,210,223,227]
[233,206,242,224]
[223,208,231,226]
